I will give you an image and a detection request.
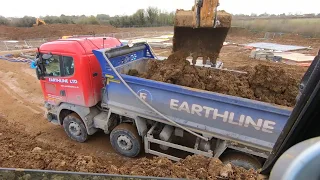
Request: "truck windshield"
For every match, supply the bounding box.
[43,55,60,77]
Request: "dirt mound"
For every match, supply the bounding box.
[248,65,299,106]
[0,116,257,179]
[0,116,113,173]
[109,155,258,179]
[0,24,118,40]
[136,52,302,107]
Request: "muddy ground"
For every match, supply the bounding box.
[0,24,118,40]
[0,115,256,179]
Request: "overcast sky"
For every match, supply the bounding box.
[1,0,318,17]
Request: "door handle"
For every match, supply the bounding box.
[93,72,98,77]
[60,90,66,96]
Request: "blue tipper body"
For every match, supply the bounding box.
[93,44,292,151]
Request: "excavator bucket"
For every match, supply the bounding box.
[173,0,231,66]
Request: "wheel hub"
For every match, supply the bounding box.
[69,121,81,136]
[117,135,133,151]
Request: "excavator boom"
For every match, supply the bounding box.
[173,0,231,65]
[33,18,46,27]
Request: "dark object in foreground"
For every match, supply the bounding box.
[262,51,320,178]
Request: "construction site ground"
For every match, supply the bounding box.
[0,25,317,179]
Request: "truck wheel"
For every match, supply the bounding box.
[220,151,262,170]
[110,123,142,157]
[63,113,88,143]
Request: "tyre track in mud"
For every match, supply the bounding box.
[0,60,128,163]
[0,115,128,172]
[0,113,258,179]
[0,78,43,114]
[0,76,121,158]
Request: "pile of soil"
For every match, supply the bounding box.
[215,10,232,28]
[0,117,257,179]
[0,116,109,173]
[134,52,302,107]
[110,155,258,179]
[0,24,118,40]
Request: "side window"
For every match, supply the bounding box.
[43,55,74,77]
[61,56,74,76]
[44,55,60,77]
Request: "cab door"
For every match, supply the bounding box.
[60,54,85,106]
[40,54,67,105]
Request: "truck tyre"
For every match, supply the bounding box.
[220,151,262,170]
[63,113,88,143]
[110,123,142,158]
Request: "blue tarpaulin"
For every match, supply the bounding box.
[0,54,34,65]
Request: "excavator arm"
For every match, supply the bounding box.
[33,18,46,26]
[173,0,231,66]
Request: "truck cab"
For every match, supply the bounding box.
[36,37,122,137]
[37,37,121,108]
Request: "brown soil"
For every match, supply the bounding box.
[136,51,303,107]
[0,115,256,179]
[215,10,232,28]
[0,116,109,173]
[174,10,194,27]
[0,24,118,40]
[110,155,258,179]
